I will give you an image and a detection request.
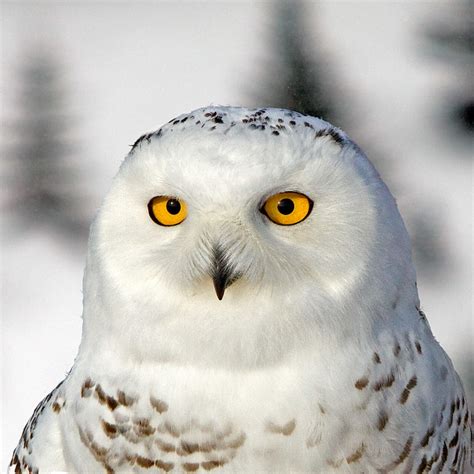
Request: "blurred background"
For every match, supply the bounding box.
[1,0,472,466]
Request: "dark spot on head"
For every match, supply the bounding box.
[315,128,345,145]
[373,352,381,364]
[415,341,422,354]
[180,117,188,123]
[272,130,280,136]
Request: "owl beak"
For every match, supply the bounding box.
[212,246,240,300]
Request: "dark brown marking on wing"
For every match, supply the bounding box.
[448,430,459,448]
[94,384,118,411]
[380,436,413,471]
[177,440,201,456]
[416,456,427,473]
[156,438,176,453]
[265,419,296,436]
[155,460,174,472]
[160,421,180,438]
[400,376,417,404]
[81,378,95,397]
[150,396,169,414]
[134,418,155,437]
[420,426,434,447]
[373,373,395,392]
[448,401,456,426]
[202,459,227,470]
[117,390,136,407]
[101,419,119,439]
[136,456,154,468]
[183,463,200,472]
[393,342,401,357]
[377,411,389,431]
[437,442,448,471]
[355,377,369,390]
[346,444,365,464]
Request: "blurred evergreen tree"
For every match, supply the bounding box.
[6,49,89,240]
[423,0,473,136]
[252,0,341,126]
[252,0,446,278]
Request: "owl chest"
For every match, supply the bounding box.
[65,364,344,472]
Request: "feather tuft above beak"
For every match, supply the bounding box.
[211,246,240,300]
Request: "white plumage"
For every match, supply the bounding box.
[10,106,472,473]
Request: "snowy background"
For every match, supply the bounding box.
[1,0,472,467]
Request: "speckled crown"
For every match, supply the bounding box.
[130,106,347,152]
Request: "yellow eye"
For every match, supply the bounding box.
[261,192,313,226]
[148,196,188,226]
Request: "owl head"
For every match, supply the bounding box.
[81,106,418,367]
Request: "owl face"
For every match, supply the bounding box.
[85,107,415,366]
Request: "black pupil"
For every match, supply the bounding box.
[166,199,181,215]
[277,198,294,215]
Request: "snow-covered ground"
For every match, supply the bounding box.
[1,1,472,467]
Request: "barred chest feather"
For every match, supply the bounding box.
[52,332,471,472]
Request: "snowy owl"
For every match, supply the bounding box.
[10,106,472,473]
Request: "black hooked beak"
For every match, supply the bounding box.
[212,246,241,300]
